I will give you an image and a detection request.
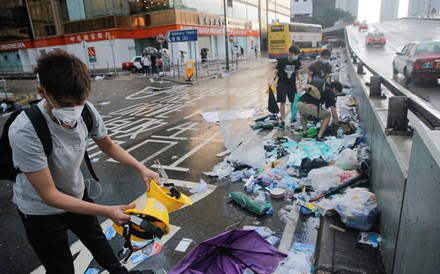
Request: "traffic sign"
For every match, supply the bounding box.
[156,34,166,44]
[166,29,198,43]
[229,35,234,43]
[109,35,115,47]
[87,47,96,63]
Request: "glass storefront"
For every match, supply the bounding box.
[28,0,58,38]
[83,0,130,18]
[0,6,32,42]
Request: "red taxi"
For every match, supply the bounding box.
[365,32,386,48]
[393,40,440,84]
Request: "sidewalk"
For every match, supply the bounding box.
[160,55,273,84]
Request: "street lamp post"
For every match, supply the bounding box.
[427,0,432,18]
[223,0,229,71]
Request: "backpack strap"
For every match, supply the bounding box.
[25,105,53,157]
[81,104,100,182]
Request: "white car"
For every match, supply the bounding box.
[122,56,143,73]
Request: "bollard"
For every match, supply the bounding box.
[352,55,357,64]
[386,96,412,135]
[357,61,363,74]
[177,59,180,79]
[207,59,210,77]
[369,75,383,97]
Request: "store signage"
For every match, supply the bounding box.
[0,42,26,51]
[166,29,198,43]
[68,31,113,44]
[198,15,224,26]
[87,47,96,63]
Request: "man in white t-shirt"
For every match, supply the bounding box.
[9,49,159,274]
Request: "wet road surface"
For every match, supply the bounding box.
[0,62,314,273]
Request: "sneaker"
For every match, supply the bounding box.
[315,136,326,142]
[278,122,285,129]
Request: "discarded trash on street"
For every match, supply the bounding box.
[169,229,287,274]
[358,232,382,248]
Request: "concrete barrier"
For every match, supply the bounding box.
[345,47,440,274]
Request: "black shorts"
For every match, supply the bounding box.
[276,83,297,103]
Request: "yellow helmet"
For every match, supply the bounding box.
[113,197,170,242]
[147,179,193,213]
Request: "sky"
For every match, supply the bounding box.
[358,0,381,23]
[357,0,410,23]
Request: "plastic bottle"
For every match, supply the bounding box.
[337,127,343,139]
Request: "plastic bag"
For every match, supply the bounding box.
[334,148,358,170]
[290,93,301,123]
[332,187,378,231]
[357,145,371,173]
[265,83,276,94]
[219,111,266,169]
[273,250,312,274]
[308,166,344,194]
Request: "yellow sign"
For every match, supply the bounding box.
[186,61,195,80]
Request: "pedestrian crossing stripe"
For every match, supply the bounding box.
[30,179,216,274]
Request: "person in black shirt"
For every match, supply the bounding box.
[150,54,157,74]
[297,79,342,141]
[275,45,302,129]
[307,49,332,82]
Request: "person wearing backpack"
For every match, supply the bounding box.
[297,79,342,141]
[7,49,159,274]
[274,45,302,129]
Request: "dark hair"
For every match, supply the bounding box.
[289,45,301,54]
[329,81,343,93]
[36,49,90,102]
[321,49,331,57]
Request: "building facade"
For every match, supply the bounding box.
[380,0,399,22]
[0,0,290,72]
[408,0,440,17]
[290,0,313,21]
[335,0,358,19]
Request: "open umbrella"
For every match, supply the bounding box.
[143,47,158,55]
[169,229,287,274]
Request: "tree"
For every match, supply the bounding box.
[309,8,355,28]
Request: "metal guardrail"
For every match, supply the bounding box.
[345,28,440,130]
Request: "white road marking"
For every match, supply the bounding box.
[183,108,205,120]
[31,180,216,274]
[155,131,222,172]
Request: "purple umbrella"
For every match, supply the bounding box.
[169,229,287,274]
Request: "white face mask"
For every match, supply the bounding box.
[47,97,84,127]
[52,105,84,127]
[321,59,330,64]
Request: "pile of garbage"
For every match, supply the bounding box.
[204,48,381,273]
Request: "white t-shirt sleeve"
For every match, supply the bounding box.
[9,114,48,173]
[85,102,108,140]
